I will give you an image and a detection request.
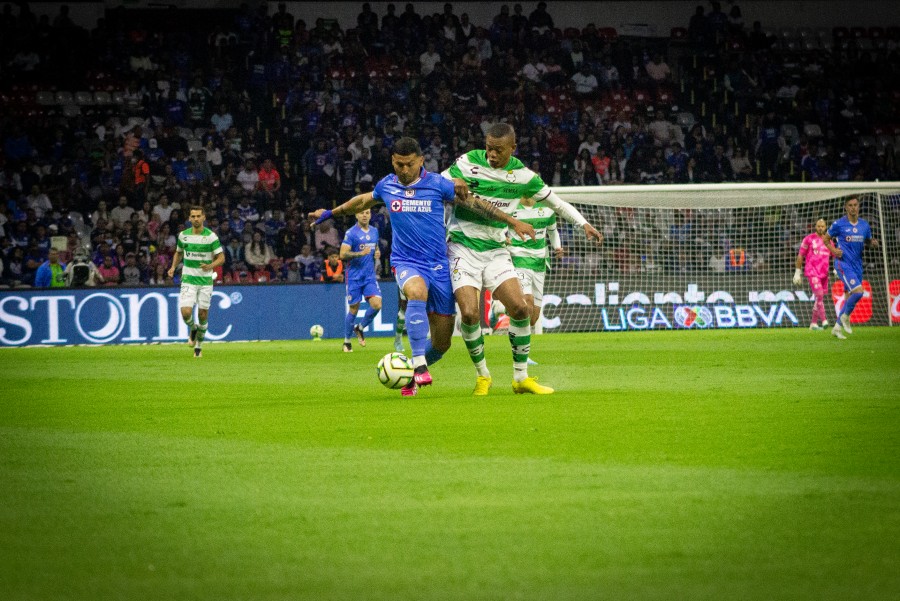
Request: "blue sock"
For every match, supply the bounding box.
[842,292,863,317]
[359,306,381,330]
[406,300,429,360]
[344,311,356,341]
[424,340,445,365]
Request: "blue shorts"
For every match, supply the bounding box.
[835,260,863,292]
[346,278,381,306]
[393,262,456,316]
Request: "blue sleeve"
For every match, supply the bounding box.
[440,176,456,203]
[865,221,872,240]
[342,229,353,246]
[827,221,839,238]
[34,265,49,287]
[373,178,384,202]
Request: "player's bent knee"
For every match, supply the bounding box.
[459,307,480,324]
[369,298,382,310]
[506,300,530,320]
[433,339,451,353]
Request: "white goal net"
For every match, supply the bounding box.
[541,183,900,332]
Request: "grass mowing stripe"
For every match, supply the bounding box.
[1,329,898,600]
[1,427,897,601]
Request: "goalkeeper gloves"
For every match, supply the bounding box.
[314,209,333,225]
[792,268,803,286]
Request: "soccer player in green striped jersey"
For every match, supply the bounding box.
[443,123,603,395]
[509,196,583,327]
[168,206,225,358]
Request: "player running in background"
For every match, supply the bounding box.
[823,196,879,339]
[510,195,602,328]
[310,137,534,396]
[340,208,382,352]
[443,123,603,396]
[793,218,839,331]
[168,205,225,358]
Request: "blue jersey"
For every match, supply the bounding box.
[827,216,871,274]
[342,224,379,284]
[373,169,456,269]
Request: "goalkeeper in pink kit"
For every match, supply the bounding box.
[793,219,839,330]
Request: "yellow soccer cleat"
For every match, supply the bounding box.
[512,377,554,395]
[472,376,493,396]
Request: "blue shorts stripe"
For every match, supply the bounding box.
[835,261,863,292]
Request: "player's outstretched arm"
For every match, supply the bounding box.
[309,192,378,224]
[540,190,603,244]
[455,192,535,240]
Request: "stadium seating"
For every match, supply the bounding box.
[780,124,800,145]
[803,123,824,139]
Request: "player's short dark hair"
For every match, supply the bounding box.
[486,123,516,141]
[392,137,422,157]
[189,205,205,214]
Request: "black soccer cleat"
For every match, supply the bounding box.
[194,347,202,358]
[342,342,353,353]
[353,324,366,347]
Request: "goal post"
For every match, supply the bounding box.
[539,182,900,333]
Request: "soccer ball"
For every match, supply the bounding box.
[376,352,414,389]
[309,324,324,340]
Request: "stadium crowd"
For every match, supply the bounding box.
[0,1,897,287]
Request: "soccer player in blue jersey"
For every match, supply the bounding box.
[824,196,880,339]
[340,208,382,352]
[310,137,534,396]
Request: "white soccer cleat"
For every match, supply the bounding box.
[839,314,853,335]
[831,325,846,340]
[821,320,829,327]
[809,324,823,331]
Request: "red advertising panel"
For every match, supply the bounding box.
[830,280,873,324]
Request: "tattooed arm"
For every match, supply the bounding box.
[454,192,536,240]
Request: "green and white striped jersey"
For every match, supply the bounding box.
[443,150,548,252]
[176,227,223,285]
[509,201,558,273]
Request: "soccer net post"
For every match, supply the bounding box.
[540,182,900,333]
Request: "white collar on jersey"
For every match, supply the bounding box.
[398,167,426,188]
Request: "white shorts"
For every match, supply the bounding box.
[516,268,546,304]
[447,242,520,293]
[179,283,214,310]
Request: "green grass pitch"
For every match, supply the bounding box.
[2,328,899,601]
